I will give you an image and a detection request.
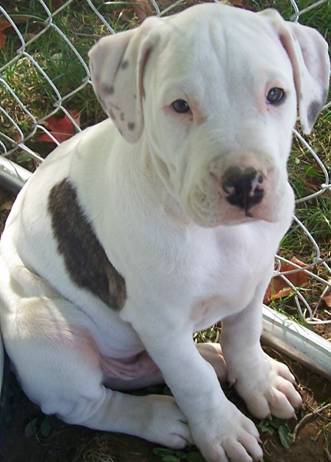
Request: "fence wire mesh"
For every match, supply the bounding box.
[0,0,330,330]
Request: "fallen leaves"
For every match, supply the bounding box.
[133,0,153,22]
[264,257,309,303]
[38,111,80,143]
[0,200,13,213]
[322,291,331,308]
[0,18,11,49]
[258,417,294,449]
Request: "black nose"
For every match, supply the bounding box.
[222,167,264,215]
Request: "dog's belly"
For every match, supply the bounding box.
[101,350,159,380]
[100,350,162,390]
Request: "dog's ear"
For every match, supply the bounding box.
[259,9,330,134]
[88,17,161,143]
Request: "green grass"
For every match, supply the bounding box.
[0,0,330,325]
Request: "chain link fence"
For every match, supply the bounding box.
[0,0,330,335]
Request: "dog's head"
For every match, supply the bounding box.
[89,4,329,227]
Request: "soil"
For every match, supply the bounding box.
[0,186,330,462]
[314,318,331,343]
[0,188,14,233]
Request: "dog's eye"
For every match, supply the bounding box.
[171,99,191,113]
[266,87,286,105]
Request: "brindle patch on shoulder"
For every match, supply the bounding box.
[48,178,126,309]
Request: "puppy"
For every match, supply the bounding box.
[0,4,329,462]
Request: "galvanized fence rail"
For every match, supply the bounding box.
[0,0,330,376]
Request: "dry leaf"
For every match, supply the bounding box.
[264,257,309,303]
[0,18,11,49]
[38,111,80,143]
[279,256,309,287]
[322,293,331,308]
[0,200,13,212]
[133,0,153,22]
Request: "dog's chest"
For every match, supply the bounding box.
[188,223,275,329]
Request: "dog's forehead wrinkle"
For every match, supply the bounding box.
[169,3,271,46]
[155,18,290,108]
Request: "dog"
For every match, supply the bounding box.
[0,4,329,461]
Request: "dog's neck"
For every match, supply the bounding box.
[70,120,195,237]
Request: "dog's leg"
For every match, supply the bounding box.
[107,342,227,391]
[3,294,191,448]
[196,342,227,382]
[122,301,263,462]
[221,272,302,420]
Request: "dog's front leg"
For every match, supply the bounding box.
[122,301,263,462]
[221,273,302,421]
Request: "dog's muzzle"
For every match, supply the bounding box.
[186,153,279,227]
[222,166,265,216]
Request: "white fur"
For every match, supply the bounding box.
[0,4,329,462]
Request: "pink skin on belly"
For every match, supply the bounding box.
[65,326,226,391]
[59,325,162,390]
[100,350,160,380]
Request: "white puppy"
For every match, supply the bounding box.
[0,4,329,462]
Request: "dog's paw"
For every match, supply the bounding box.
[141,395,192,449]
[191,402,263,462]
[234,355,302,420]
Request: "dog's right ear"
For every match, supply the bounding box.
[88,17,162,143]
[259,9,330,135]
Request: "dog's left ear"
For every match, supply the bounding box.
[88,17,162,143]
[259,9,330,134]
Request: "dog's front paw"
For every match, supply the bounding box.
[191,403,263,462]
[233,355,302,420]
[141,395,192,449]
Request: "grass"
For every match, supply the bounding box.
[0,0,330,327]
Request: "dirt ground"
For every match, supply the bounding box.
[0,186,330,462]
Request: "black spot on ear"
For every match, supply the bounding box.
[48,179,126,309]
[121,60,129,69]
[307,100,322,127]
[128,122,135,131]
[102,84,114,95]
[120,112,125,121]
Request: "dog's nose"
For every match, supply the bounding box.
[222,167,264,215]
